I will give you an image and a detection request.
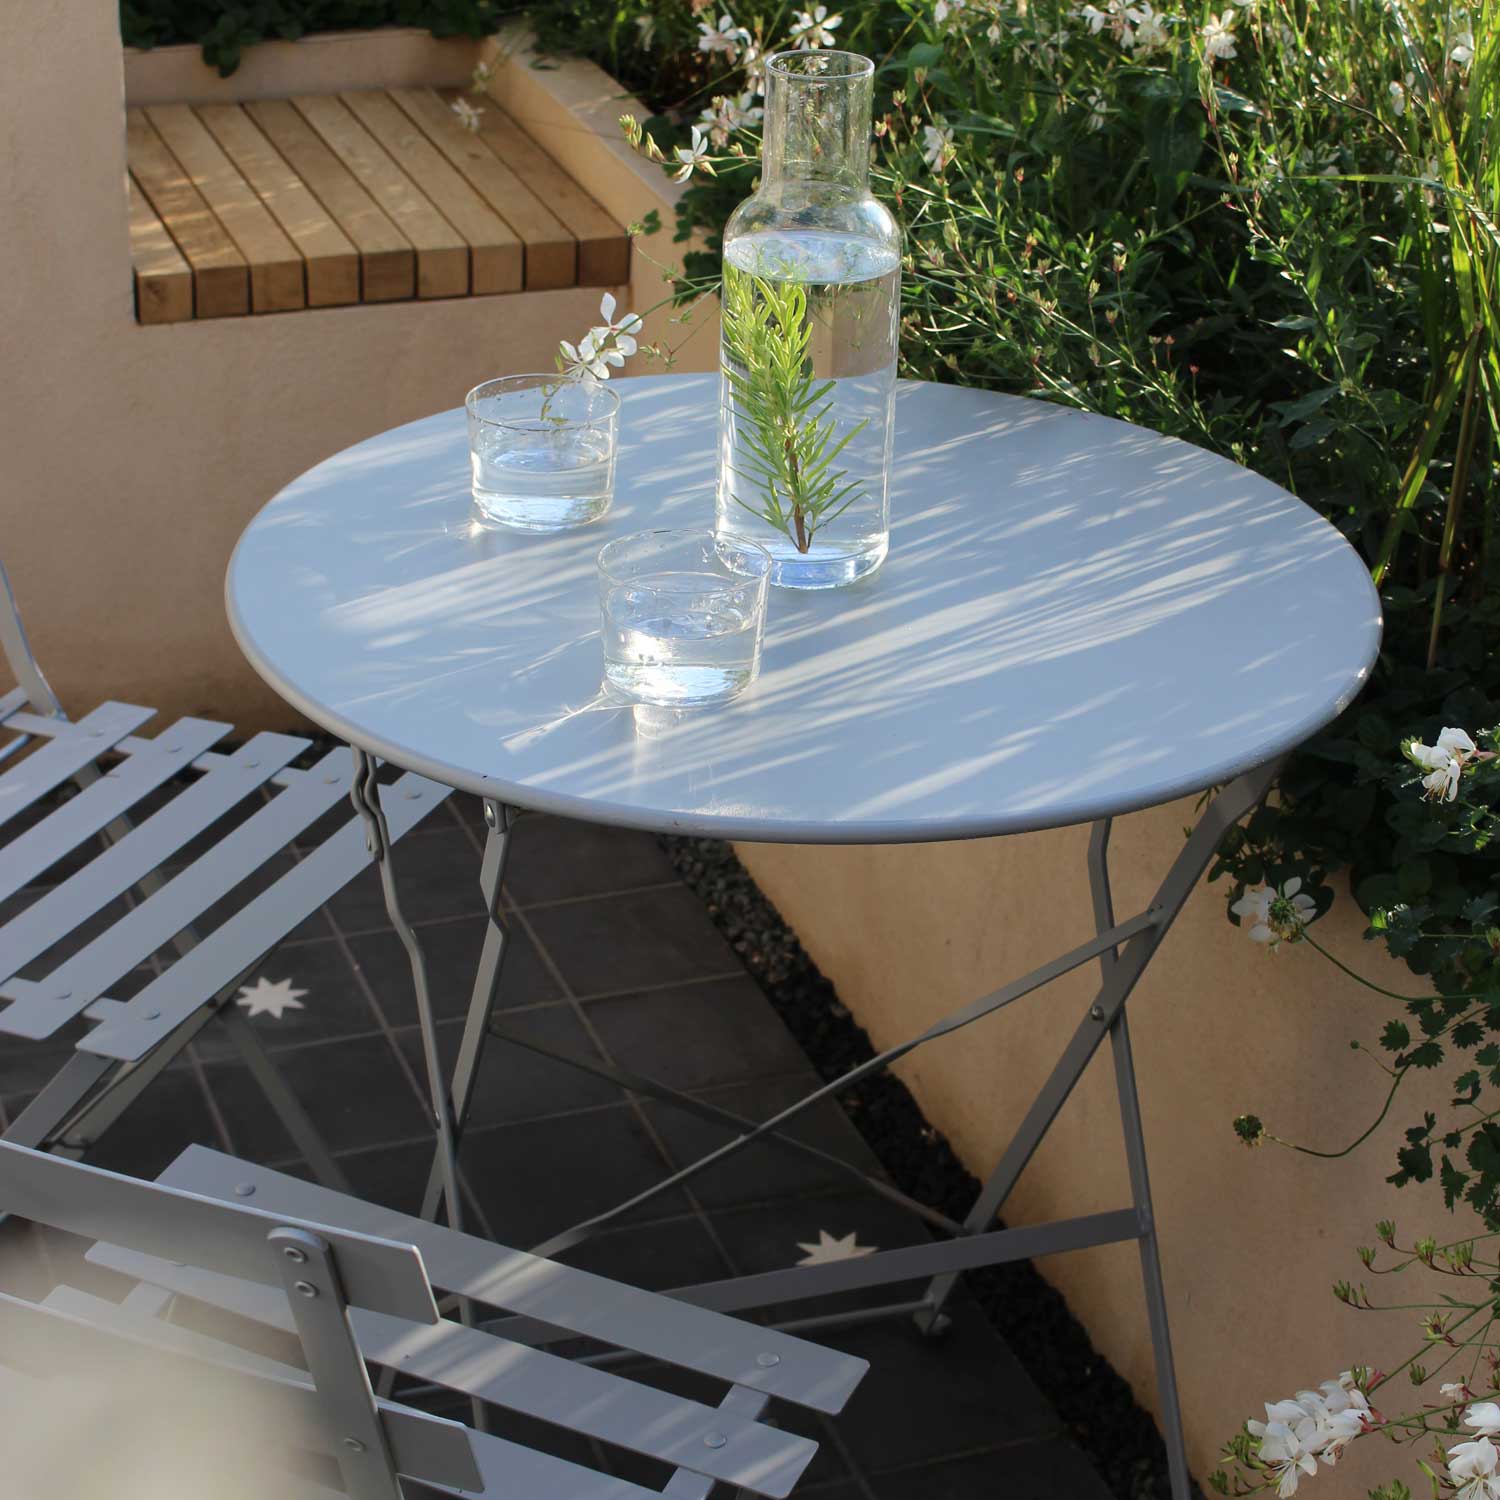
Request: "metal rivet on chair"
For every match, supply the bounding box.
[342,1438,367,1454]
[282,1245,307,1263]
[1089,1004,1106,1022]
[234,1183,256,1197]
[144,1010,161,1020]
[756,1352,781,1367]
[294,1280,318,1298]
[703,1433,727,1450]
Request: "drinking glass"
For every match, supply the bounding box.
[598,530,772,707]
[466,375,619,532]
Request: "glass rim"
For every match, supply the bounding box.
[765,49,875,82]
[596,528,773,588]
[465,373,620,432]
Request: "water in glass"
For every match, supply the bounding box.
[599,532,770,707]
[471,425,614,532]
[716,228,900,588]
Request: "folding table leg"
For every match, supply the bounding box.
[347,750,465,1233]
[417,798,516,1225]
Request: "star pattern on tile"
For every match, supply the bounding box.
[235,976,308,1020]
[795,1229,878,1267]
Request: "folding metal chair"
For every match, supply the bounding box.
[0,1140,869,1499]
[0,560,449,1185]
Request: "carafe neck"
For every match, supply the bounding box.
[761,50,874,192]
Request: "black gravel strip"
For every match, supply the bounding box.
[658,834,1201,1500]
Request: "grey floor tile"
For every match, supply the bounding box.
[551,1214,735,1294]
[869,1439,1111,1499]
[461,1105,688,1246]
[326,826,486,932]
[395,1006,620,1126]
[188,937,384,1061]
[708,1190,934,1325]
[585,975,813,1091]
[502,814,678,906]
[204,1032,429,1160]
[523,886,740,998]
[351,914,563,1023]
[822,1318,1060,1473]
[81,1065,226,1180]
[642,1074,889,1210]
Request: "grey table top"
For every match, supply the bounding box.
[227,373,1381,844]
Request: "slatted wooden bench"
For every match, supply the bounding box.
[126,87,630,323]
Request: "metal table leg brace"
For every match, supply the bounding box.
[360,762,1278,1500]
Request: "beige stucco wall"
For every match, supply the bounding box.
[1,5,711,728]
[738,806,1445,1492]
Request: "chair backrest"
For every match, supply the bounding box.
[0,1140,480,1500]
[0,558,65,719]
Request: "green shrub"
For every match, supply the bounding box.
[120,0,504,75]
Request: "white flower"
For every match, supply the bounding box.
[791,5,842,48]
[1248,1420,1319,1496]
[1389,79,1407,115]
[1448,1435,1500,1500]
[671,125,713,182]
[742,40,767,93]
[1408,726,1478,802]
[934,0,966,22]
[1126,1,1171,51]
[559,330,610,381]
[1079,0,1140,47]
[699,91,764,145]
[469,58,495,91]
[1466,1404,1500,1438]
[1085,89,1108,130]
[1230,877,1316,948]
[1201,9,1238,59]
[1444,1383,1472,1399]
[1450,29,1476,69]
[697,11,750,57]
[921,123,954,171]
[986,19,1002,41]
[450,97,484,133]
[635,12,658,47]
[591,291,644,357]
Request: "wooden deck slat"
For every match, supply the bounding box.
[454,95,631,287]
[242,99,414,304]
[127,175,193,324]
[340,89,522,296]
[292,94,468,300]
[126,108,248,319]
[390,88,575,291]
[195,104,359,309]
[145,104,304,314]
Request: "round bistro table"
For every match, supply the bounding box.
[228,373,1382,1499]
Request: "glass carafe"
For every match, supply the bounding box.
[715,50,902,589]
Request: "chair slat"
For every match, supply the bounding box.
[79,770,448,1061]
[83,1240,815,1496]
[0,732,310,1031]
[0,717,231,904]
[146,1147,869,1415]
[0,1142,439,1325]
[0,701,155,832]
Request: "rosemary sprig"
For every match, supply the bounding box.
[721,266,867,553]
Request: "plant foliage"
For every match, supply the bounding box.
[119,0,502,75]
